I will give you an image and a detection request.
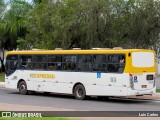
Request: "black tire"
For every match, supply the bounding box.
[18,81,28,95]
[74,84,86,100]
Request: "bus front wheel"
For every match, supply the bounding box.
[74,84,86,100]
[18,81,28,95]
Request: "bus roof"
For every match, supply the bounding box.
[6,49,155,55]
[5,49,155,56]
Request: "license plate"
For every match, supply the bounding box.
[142,85,147,88]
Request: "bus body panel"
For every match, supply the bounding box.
[127,87,156,96]
[5,71,18,89]
[131,72,155,91]
[5,49,156,98]
[5,70,156,96]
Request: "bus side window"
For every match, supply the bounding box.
[57,62,62,70]
[107,54,125,73]
[20,55,32,69]
[5,55,18,76]
[11,61,18,70]
[56,55,62,70]
[118,55,125,72]
[48,63,56,70]
[63,55,77,71]
[77,55,92,71]
[93,55,106,72]
[5,62,10,75]
[32,55,47,70]
[48,55,63,71]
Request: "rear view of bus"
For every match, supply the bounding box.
[127,50,156,96]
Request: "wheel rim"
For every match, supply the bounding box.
[76,88,83,98]
[20,84,26,92]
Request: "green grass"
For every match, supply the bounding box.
[0,73,5,82]
[156,89,160,93]
[0,117,77,120]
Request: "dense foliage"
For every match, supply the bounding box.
[0,0,160,50]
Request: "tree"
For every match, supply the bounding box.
[0,0,6,72]
[0,0,32,72]
[0,0,33,50]
[17,0,160,50]
[126,0,160,49]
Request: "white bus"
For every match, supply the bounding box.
[5,49,156,100]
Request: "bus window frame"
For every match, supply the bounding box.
[8,53,126,74]
[107,54,126,73]
[5,55,19,76]
[19,55,33,70]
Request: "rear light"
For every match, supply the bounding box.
[129,73,134,89]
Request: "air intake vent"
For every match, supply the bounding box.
[32,49,46,50]
[55,48,63,50]
[72,48,81,50]
[113,47,123,50]
[92,48,111,50]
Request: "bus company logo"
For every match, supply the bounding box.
[30,74,55,79]
[2,112,12,117]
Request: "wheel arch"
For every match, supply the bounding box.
[72,82,85,94]
[17,79,25,89]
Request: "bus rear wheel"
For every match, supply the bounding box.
[74,84,86,100]
[18,81,28,95]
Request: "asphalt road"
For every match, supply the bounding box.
[0,88,160,111]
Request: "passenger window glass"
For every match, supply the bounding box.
[48,63,56,70]
[5,55,19,76]
[63,63,76,71]
[62,55,77,71]
[7,55,18,60]
[56,55,62,62]
[56,62,62,70]
[77,63,92,71]
[48,57,56,62]
[20,55,32,69]
[78,55,92,63]
[10,61,18,70]
[32,55,47,70]
[93,55,106,72]
[48,55,62,62]
[63,55,77,62]
[48,55,62,70]
[77,55,92,71]
[93,55,106,63]
[33,63,47,70]
[33,55,46,62]
[107,54,125,73]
